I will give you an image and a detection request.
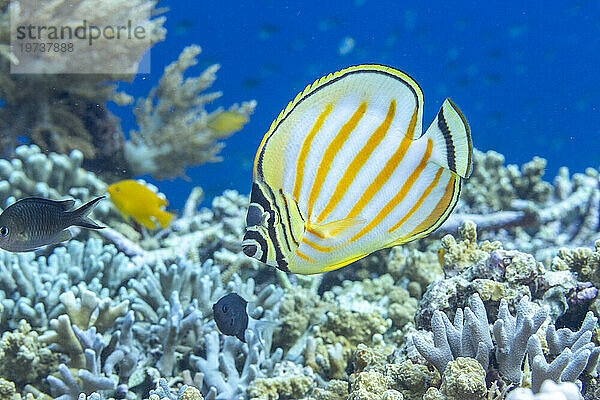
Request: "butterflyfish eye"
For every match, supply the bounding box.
[246,204,263,227]
[243,243,257,257]
[0,227,8,237]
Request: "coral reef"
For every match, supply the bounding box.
[416,221,578,328]
[0,321,57,389]
[1,41,599,399]
[440,152,600,266]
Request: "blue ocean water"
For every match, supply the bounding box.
[114,1,600,211]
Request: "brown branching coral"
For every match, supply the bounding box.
[0,0,166,169]
[124,45,256,179]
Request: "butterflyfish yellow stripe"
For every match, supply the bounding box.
[346,104,419,219]
[293,104,334,200]
[302,237,334,252]
[307,102,368,219]
[296,250,316,263]
[388,167,444,233]
[316,100,397,224]
[350,137,433,243]
[391,174,457,244]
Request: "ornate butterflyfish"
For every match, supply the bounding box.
[242,64,473,274]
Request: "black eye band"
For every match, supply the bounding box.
[246,204,263,227]
[243,230,268,263]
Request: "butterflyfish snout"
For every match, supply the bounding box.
[242,64,473,275]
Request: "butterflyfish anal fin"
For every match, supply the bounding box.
[425,98,473,178]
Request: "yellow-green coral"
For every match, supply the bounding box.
[347,369,391,400]
[312,380,348,400]
[178,386,204,400]
[274,287,327,352]
[0,377,47,400]
[320,309,389,347]
[352,344,388,374]
[387,248,442,298]
[0,321,57,390]
[552,241,600,283]
[439,357,487,400]
[248,375,315,400]
[440,221,502,277]
[386,360,440,400]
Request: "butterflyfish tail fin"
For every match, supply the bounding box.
[307,217,366,240]
[425,98,473,178]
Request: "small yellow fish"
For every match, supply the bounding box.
[242,64,473,274]
[208,111,249,134]
[107,180,174,229]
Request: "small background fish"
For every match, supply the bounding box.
[107,180,174,230]
[0,196,104,252]
[213,293,249,342]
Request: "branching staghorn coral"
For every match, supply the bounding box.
[0,145,110,212]
[148,377,204,400]
[191,329,283,400]
[125,45,256,179]
[413,293,599,394]
[412,294,495,375]
[46,325,117,400]
[0,238,135,330]
[527,311,598,393]
[99,189,261,279]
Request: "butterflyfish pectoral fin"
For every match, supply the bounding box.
[425,98,473,178]
[307,216,366,240]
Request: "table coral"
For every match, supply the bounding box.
[0,238,136,330]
